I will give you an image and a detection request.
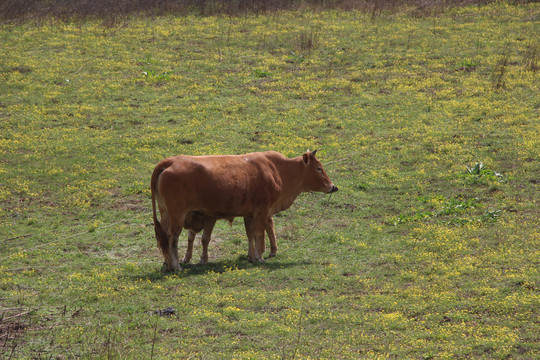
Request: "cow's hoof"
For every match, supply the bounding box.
[168,261,183,272]
[269,252,276,258]
[161,264,182,273]
[198,258,208,265]
[182,257,191,264]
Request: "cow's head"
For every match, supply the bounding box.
[302,150,338,194]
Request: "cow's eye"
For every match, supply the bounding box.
[317,167,322,172]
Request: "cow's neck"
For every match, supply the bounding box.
[271,156,306,213]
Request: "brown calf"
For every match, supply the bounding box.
[151,150,337,271]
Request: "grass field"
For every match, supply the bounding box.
[1,2,539,358]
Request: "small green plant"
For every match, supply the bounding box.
[287,51,305,64]
[469,162,485,175]
[481,209,502,222]
[138,54,171,83]
[142,68,156,77]
[392,196,479,226]
[252,69,272,78]
[463,162,505,185]
[355,182,369,191]
[137,54,155,66]
[393,211,434,226]
[439,197,478,215]
[142,68,172,82]
[455,59,477,72]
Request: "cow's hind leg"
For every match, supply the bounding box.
[163,216,185,271]
[165,230,182,271]
[155,210,177,270]
[183,230,197,264]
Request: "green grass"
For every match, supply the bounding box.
[1,3,539,358]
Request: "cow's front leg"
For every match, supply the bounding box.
[183,230,196,264]
[244,217,256,262]
[252,216,267,263]
[199,218,217,264]
[266,217,277,258]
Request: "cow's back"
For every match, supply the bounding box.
[156,152,282,218]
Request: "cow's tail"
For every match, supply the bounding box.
[151,160,171,257]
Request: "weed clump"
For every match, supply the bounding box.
[492,52,510,90]
[463,162,506,185]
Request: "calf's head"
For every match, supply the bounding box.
[302,150,338,194]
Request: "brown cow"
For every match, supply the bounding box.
[181,211,277,264]
[151,150,337,271]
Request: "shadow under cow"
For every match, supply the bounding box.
[124,256,308,282]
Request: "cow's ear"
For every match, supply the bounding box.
[303,152,310,165]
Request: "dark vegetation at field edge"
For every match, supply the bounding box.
[1,0,534,23]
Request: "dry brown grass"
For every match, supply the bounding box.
[1,0,529,23]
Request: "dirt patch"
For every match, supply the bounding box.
[107,190,147,213]
[0,310,30,356]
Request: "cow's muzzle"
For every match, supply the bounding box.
[328,185,339,193]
